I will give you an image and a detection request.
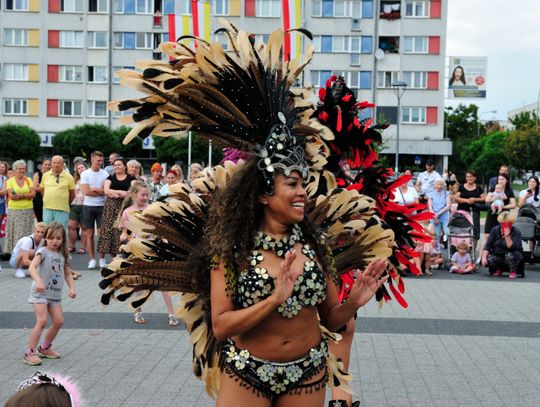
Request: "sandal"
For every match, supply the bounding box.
[134,312,145,324]
[168,315,179,326]
[77,248,86,254]
[71,271,82,280]
[69,247,76,253]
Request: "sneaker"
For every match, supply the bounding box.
[99,258,107,268]
[509,272,518,279]
[14,268,26,278]
[23,352,42,366]
[424,269,432,276]
[88,259,97,269]
[492,270,503,277]
[134,312,145,324]
[168,315,179,326]
[37,345,61,359]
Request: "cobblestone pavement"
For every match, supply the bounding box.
[1,253,539,406]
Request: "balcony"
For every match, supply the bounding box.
[379,36,399,54]
[380,1,401,20]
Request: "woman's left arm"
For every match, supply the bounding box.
[318,259,388,332]
[439,193,452,215]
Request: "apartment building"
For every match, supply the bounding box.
[0,0,449,167]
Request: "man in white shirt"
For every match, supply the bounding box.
[10,222,45,278]
[80,151,109,269]
[415,159,441,198]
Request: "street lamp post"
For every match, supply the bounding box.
[391,81,407,175]
[477,110,497,137]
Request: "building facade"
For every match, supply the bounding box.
[0,0,449,168]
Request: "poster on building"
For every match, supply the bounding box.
[447,56,487,99]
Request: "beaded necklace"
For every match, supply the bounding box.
[239,224,326,318]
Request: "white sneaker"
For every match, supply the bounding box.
[99,258,107,268]
[14,268,26,278]
[88,259,97,269]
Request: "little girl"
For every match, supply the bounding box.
[415,220,436,276]
[24,222,76,366]
[118,181,179,326]
[449,240,475,274]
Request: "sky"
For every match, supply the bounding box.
[446,0,540,120]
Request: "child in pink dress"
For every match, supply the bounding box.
[449,240,476,274]
[415,220,435,276]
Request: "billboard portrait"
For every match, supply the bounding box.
[448,56,487,99]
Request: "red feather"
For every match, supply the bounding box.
[336,106,342,132]
[341,94,352,102]
[318,88,326,101]
[388,280,408,308]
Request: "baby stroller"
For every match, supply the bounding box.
[447,210,475,263]
[514,204,540,262]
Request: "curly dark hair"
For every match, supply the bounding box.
[189,158,330,294]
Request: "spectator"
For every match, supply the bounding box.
[428,178,451,253]
[189,163,203,185]
[518,176,540,208]
[415,159,441,200]
[9,222,45,278]
[488,164,509,191]
[97,158,135,264]
[449,240,475,274]
[159,169,182,197]
[147,163,164,203]
[3,160,35,254]
[127,159,146,182]
[103,152,120,176]
[0,161,9,237]
[393,178,419,205]
[32,158,51,222]
[41,155,75,231]
[481,211,524,279]
[68,161,88,254]
[170,164,184,183]
[80,151,109,269]
[454,170,485,249]
[442,168,457,188]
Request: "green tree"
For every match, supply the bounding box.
[444,104,479,180]
[0,123,41,161]
[53,124,118,159]
[509,111,538,131]
[461,130,509,182]
[112,126,145,158]
[153,133,223,165]
[504,127,540,171]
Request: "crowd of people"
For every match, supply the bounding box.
[400,161,528,279]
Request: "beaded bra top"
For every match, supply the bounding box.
[233,224,327,318]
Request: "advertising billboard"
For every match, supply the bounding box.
[448,56,487,99]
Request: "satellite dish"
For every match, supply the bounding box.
[375,49,385,60]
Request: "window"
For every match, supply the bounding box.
[405,0,429,17]
[136,32,153,49]
[114,32,136,49]
[88,66,108,83]
[89,0,108,12]
[402,71,427,88]
[359,71,372,89]
[377,106,397,125]
[113,66,135,83]
[114,0,136,13]
[88,31,108,48]
[402,106,426,124]
[362,0,373,18]
[59,100,82,117]
[312,0,361,17]
[61,0,84,12]
[253,34,270,44]
[163,0,175,14]
[5,0,28,11]
[59,65,83,82]
[333,36,349,52]
[404,36,427,53]
[181,0,191,14]
[361,36,372,53]
[136,0,152,13]
[3,63,28,80]
[3,29,28,46]
[87,100,108,117]
[214,0,229,15]
[377,71,399,88]
[321,35,332,52]
[310,70,332,88]
[4,99,27,115]
[60,31,84,48]
[256,0,280,17]
[379,36,399,53]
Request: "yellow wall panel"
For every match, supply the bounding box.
[28,30,40,47]
[27,99,39,116]
[28,64,40,81]
[28,0,40,12]
[229,0,240,16]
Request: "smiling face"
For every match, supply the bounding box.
[465,172,476,185]
[454,67,463,80]
[261,172,306,226]
[34,226,45,243]
[127,163,140,177]
[51,156,64,174]
[41,159,52,173]
[133,187,149,207]
[497,175,507,188]
[76,163,87,175]
[113,159,126,175]
[528,177,538,191]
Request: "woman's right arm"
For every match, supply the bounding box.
[211,252,300,341]
[28,253,45,292]
[485,192,494,203]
